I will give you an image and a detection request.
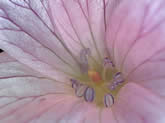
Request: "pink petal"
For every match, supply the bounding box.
[3,96,81,123]
[48,0,119,60]
[101,108,117,123]
[51,103,117,123]
[0,53,79,123]
[59,102,93,123]
[0,53,72,96]
[106,0,165,95]
[84,107,117,123]
[0,0,81,80]
[112,83,165,123]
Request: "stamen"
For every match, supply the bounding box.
[109,72,125,90]
[103,57,114,68]
[84,87,95,102]
[70,79,79,89]
[76,84,87,97]
[70,57,125,108]
[104,94,114,107]
[109,85,116,90]
[79,48,91,73]
[102,57,114,81]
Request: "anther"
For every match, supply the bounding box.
[79,48,91,73]
[113,72,124,84]
[76,84,87,97]
[70,79,79,89]
[109,85,116,90]
[103,57,114,68]
[109,72,124,90]
[70,56,124,107]
[84,87,95,102]
[104,94,114,107]
[102,57,114,81]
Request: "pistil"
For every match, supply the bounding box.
[88,70,102,83]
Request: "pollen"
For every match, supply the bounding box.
[88,70,102,82]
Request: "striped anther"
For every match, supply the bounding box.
[84,87,95,102]
[104,94,114,107]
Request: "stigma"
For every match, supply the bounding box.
[88,70,102,83]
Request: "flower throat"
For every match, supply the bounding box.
[70,48,125,108]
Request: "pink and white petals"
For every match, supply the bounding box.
[29,97,81,123]
[0,53,75,123]
[34,100,99,123]
[112,83,165,123]
[55,103,116,123]
[0,0,80,80]
[68,105,118,123]
[83,107,117,123]
[59,102,93,123]
[128,61,165,96]
[0,53,73,96]
[106,0,165,95]
[1,95,80,123]
[48,0,114,61]
[0,53,41,79]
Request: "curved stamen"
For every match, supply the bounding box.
[79,48,91,73]
[103,57,114,81]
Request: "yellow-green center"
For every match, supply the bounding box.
[73,58,125,107]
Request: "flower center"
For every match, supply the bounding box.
[70,49,125,108]
[88,70,102,83]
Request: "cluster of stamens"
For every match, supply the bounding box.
[70,49,125,108]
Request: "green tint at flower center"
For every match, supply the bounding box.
[76,60,124,107]
[71,49,125,108]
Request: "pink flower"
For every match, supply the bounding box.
[0,0,165,122]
